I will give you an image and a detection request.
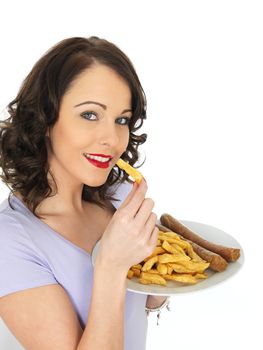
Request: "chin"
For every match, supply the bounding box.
[83,179,107,188]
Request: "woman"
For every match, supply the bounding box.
[0,36,169,350]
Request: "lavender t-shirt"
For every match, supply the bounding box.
[0,181,148,350]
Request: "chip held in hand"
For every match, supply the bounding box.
[116,158,143,184]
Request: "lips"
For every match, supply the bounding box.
[83,154,111,169]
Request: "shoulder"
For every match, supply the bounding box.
[0,209,47,268]
[0,211,25,242]
[0,195,39,244]
[0,210,57,298]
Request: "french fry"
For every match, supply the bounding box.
[131,268,141,277]
[175,260,210,273]
[127,269,134,279]
[163,273,197,284]
[156,263,168,275]
[139,272,167,286]
[169,263,195,274]
[170,244,186,256]
[158,253,190,263]
[141,256,158,271]
[116,158,143,184]
[191,250,207,263]
[162,240,184,256]
[132,264,143,270]
[167,264,174,275]
[158,235,181,244]
[194,272,208,279]
[184,243,195,258]
[147,269,160,274]
[144,247,166,261]
[129,229,210,286]
[160,231,181,240]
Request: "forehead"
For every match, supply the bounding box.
[63,64,132,107]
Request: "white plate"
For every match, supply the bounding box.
[91,220,245,296]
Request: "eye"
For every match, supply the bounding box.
[80,111,131,126]
[116,117,131,126]
[80,111,98,120]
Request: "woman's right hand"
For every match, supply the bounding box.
[95,179,159,273]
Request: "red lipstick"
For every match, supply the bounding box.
[85,157,110,169]
[83,153,112,169]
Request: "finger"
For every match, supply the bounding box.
[121,179,148,217]
[142,212,158,240]
[133,198,155,228]
[148,226,160,248]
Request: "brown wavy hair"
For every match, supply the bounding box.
[0,36,147,219]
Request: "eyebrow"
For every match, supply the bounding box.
[74,100,132,114]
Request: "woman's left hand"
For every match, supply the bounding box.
[146,295,169,309]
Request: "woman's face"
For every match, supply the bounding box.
[47,63,132,188]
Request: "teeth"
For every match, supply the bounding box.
[84,154,111,163]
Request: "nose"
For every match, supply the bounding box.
[99,121,121,148]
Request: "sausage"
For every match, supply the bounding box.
[160,213,240,262]
[156,223,228,272]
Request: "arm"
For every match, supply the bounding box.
[77,260,127,350]
[0,260,128,350]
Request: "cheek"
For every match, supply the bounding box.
[51,122,91,157]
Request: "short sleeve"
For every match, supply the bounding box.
[0,215,58,298]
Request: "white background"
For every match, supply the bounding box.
[0,0,262,349]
